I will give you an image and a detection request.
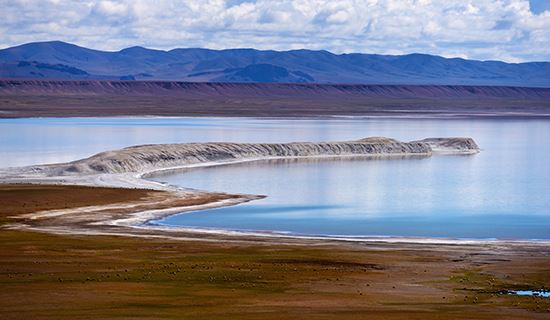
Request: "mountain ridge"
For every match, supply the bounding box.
[1,41,549,87]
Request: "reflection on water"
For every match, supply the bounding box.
[152,154,550,239]
[2,116,546,168]
[149,118,549,240]
[508,290,550,297]
[2,116,550,239]
[2,117,443,168]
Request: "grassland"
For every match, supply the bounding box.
[1,184,549,319]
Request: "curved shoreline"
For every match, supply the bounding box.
[7,136,541,246]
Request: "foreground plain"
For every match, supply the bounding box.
[1,184,549,319]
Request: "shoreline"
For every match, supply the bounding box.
[3,112,550,120]
[6,136,549,246]
[6,136,547,246]
[5,138,550,246]
[146,220,550,245]
[2,80,549,119]
[138,157,547,246]
[3,154,550,318]
[2,183,550,318]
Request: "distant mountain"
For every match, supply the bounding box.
[199,63,315,83]
[1,41,549,87]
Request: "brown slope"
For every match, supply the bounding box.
[0,79,549,118]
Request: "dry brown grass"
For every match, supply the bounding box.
[0,184,549,319]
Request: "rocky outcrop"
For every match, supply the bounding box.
[28,137,478,176]
[412,138,480,153]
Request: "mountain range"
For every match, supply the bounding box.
[1,41,549,87]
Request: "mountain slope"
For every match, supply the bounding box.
[1,79,549,118]
[1,41,549,87]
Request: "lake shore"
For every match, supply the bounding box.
[1,184,550,319]
[0,136,485,244]
[2,137,550,318]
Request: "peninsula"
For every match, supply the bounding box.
[1,136,479,241]
[2,136,549,319]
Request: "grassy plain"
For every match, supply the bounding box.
[0,184,549,319]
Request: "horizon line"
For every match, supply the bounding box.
[3,40,549,65]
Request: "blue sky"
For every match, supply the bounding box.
[529,0,550,14]
[1,0,549,62]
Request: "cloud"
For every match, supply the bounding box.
[0,0,548,62]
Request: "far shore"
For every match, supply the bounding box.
[1,80,549,118]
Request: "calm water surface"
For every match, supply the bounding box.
[1,117,549,239]
[509,290,550,298]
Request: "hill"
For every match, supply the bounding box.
[1,79,548,118]
[1,41,549,87]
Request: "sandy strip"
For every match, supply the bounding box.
[5,138,543,247]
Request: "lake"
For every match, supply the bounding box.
[2,117,549,240]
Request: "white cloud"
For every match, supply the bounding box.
[93,1,128,16]
[0,0,548,62]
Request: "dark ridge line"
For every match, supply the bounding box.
[2,78,550,89]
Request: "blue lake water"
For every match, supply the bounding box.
[1,117,549,240]
[508,290,550,298]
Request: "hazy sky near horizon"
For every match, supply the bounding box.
[1,0,549,62]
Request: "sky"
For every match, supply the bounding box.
[1,0,549,62]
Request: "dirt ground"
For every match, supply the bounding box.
[2,92,549,118]
[1,184,549,319]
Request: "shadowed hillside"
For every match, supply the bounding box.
[0,80,549,118]
[1,41,549,87]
